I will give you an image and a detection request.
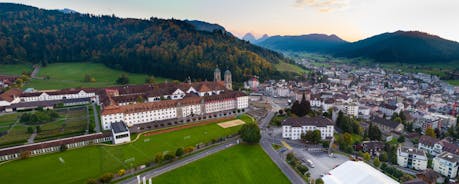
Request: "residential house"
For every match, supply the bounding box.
[397,146,428,171]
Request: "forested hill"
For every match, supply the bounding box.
[0,3,291,81]
[333,31,459,64]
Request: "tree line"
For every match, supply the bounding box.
[0,3,295,82]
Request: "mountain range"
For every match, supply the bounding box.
[254,31,459,64]
[257,34,347,53]
[0,3,294,82]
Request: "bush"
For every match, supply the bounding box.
[154,152,163,163]
[296,164,309,175]
[20,151,31,159]
[379,152,388,162]
[164,153,175,161]
[184,146,194,154]
[60,145,67,152]
[117,169,126,176]
[239,123,261,144]
[373,157,381,167]
[27,127,34,134]
[316,178,324,184]
[99,173,114,183]
[86,178,98,184]
[20,110,60,125]
[175,148,184,157]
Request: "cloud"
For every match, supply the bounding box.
[294,0,349,12]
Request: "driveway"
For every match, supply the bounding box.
[292,147,348,179]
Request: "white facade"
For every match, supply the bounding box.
[282,125,334,140]
[397,147,428,171]
[433,152,459,178]
[20,90,96,102]
[101,94,249,131]
[311,99,322,107]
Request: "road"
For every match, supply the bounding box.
[121,96,306,184]
[121,139,239,184]
[92,103,101,132]
[259,99,307,184]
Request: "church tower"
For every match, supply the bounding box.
[224,69,232,90]
[214,67,221,82]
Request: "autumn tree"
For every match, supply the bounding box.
[116,74,129,85]
[239,123,261,144]
[145,76,156,84]
[373,157,381,167]
[425,127,436,138]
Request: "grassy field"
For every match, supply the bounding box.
[0,113,20,132]
[0,64,32,75]
[0,116,250,184]
[275,61,309,74]
[151,144,290,184]
[0,62,172,90]
[447,80,459,86]
[0,107,89,146]
[35,107,89,140]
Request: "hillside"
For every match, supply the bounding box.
[333,31,459,63]
[0,3,292,82]
[184,20,229,34]
[257,34,348,53]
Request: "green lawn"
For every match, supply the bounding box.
[447,80,459,86]
[0,117,249,184]
[275,61,309,75]
[151,144,290,184]
[0,108,90,146]
[0,124,30,146]
[20,62,170,90]
[0,64,32,75]
[35,108,88,140]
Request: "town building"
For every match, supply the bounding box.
[111,121,131,144]
[371,117,404,133]
[418,136,459,156]
[397,146,428,171]
[281,116,334,140]
[360,141,385,157]
[100,68,249,131]
[433,152,459,178]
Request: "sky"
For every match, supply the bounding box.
[3,0,459,42]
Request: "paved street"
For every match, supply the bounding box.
[259,100,307,184]
[121,139,239,184]
[292,147,348,179]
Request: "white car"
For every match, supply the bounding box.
[307,159,315,168]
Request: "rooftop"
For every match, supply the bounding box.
[111,121,129,134]
[322,161,398,184]
[399,146,426,157]
[282,116,334,127]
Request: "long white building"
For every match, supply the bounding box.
[281,116,334,140]
[101,90,248,130]
[100,68,249,131]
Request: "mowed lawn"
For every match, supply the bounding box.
[275,61,309,75]
[0,64,32,75]
[23,62,169,90]
[447,80,459,86]
[152,144,290,184]
[0,117,248,184]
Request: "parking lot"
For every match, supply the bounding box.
[292,147,349,179]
